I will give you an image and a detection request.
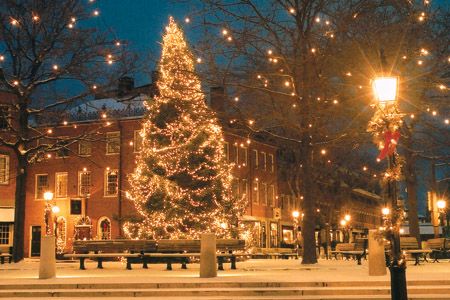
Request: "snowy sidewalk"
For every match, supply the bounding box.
[0,258,449,284]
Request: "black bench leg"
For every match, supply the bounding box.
[231,256,237,270]
[0,257,4,264]
[357,255,362,265]
[126,258,132,270]
[166,261,172,271]
[80,258,86,270]
[181,258,187,269]
[414,254,420,266]
[218,256,224,271]
[97,258,103,269]
[143,257,148,269]
[8,256,11,264]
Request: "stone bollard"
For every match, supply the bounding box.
[39,235,56,279]
[200,233,217,278]
[368,230,387,276]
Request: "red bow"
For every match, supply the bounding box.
[377,130,400,160]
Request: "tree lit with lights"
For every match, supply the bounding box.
[124,17,245,239]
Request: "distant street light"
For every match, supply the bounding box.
[437,200,449,237]
[372,77,398,103]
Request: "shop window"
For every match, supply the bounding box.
[0,223,11,245]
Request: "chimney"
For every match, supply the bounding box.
[209,86,225,112]
[118,76,134,96]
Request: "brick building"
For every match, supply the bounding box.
[0,82,282,257]
[0,81,383,257]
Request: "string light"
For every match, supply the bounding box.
[52,65,58,70]
[289,8,295,14]
[13,80,19,86]
[10,18,19,26]
[315,17,320,23]
[196,57,202,63]
[222,29,228,35]
[93,10,99,16]
[184,17,190,23]
[417,60,423,65]
[0,55,4,61]
[320,149,326,155]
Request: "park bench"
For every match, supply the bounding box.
[338,238,368,265]
[65,239,157,270]
[400,236,432,266]
[330,243,354,260]
[0,246,12,264]
[250,247,299,259]
[143,239,247,270]
[426,238,449,262]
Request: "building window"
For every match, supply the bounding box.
[78,171,91,197]
[252,181,259,204]
[0,155,9,184]
[232,144,238,163]
[35,174,49,199]
[55,172,68,198]
[0,106,9,130]
[0,223,11,245]
[106,132,120,154]
[104,169,118,196]
[268,185,275,207]
[79,141,92,156]
[261,152,267,170]
[223,142,229,161]
[260,183,267,205]
[238,146,248,166]
[252,150,258,169]
[231,179,239,199]
[240,179,248,202]
[98,217,111,240]
[134,130,143,153]
[269,154,274,173]
[56,138,69,158]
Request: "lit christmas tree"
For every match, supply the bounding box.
[124,17,245,239]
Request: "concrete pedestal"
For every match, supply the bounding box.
[368,230,387,276]
[39,235,56,279]
[200,233,217,278]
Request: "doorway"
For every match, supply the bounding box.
[30,226,41,257]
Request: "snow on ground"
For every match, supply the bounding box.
[0,258,449,285]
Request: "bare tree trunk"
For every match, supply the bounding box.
[301,145,317,264]
[12,155,27,262]
[404,147,420,244]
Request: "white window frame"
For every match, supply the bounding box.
[0,223,12,245]
[269,154,274,173]
[55,172,68,198]
[0,154,10,185]
[260,182,268,206]
[35,174,49,200]
[261,152,267,170]
[78,140,92,156]
[78,171,91,197]
[223,142,229,161]
[252,149,258,169]
[268,185,275,207]
[252,181,259,204]
[133,130,143,153]
[238,146,248,166]
[106,132,120,155]
[104,169,119,197]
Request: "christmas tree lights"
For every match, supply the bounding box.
[124,17,246,240]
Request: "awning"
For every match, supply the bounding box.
[0,207,14,222]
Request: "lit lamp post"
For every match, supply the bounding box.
[372,76,407,300]
[437,200,449,238]
[292,211,300,254]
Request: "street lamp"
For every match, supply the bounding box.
[372,75,407,300]
[340,219,350,242]
[292,211,300,254]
